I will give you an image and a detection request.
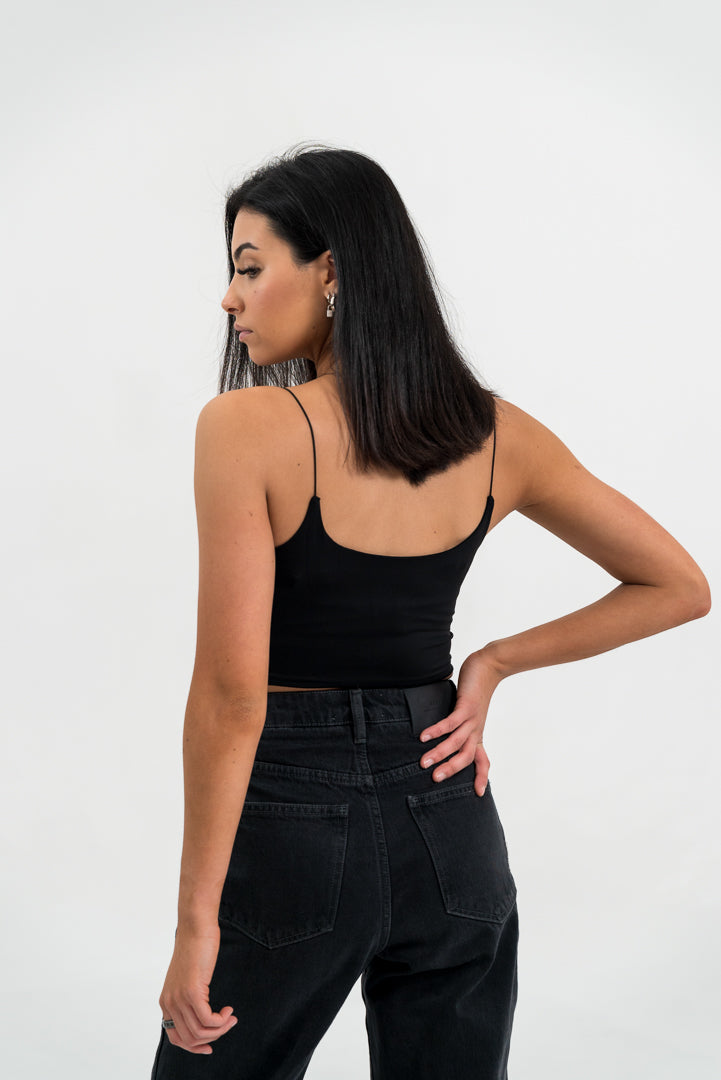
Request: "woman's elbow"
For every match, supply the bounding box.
[678,573,712,621]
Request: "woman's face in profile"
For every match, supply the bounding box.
[222,208,335,367]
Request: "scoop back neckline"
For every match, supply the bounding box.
[274,493,494,560]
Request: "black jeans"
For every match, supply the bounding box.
[150,679,519,1079]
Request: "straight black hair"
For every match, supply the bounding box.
[220,142,500,486]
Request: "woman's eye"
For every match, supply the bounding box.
[236,266,260,278]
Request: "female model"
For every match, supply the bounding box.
[150,145,711,1080]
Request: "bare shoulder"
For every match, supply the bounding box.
[193,388,286,501]
[197,385,277,427]
[493,396,709,598]
[196,385,281,449]
[492,397,586,512]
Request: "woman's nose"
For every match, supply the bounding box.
[221,285,242,314]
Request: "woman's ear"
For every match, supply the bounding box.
[320,250,337,288]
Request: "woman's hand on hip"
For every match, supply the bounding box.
[418,650,504,797]
[158,922,237,1055]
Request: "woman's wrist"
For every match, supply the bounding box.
[177,883,222,936]
[474,642,511,683]
[176,908,220,937]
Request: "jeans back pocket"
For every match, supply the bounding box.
[218,800,350,948]
[407,780,516,923]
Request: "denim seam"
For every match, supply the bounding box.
[252,757,438,787]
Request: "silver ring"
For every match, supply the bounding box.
[162,1018,175,1030]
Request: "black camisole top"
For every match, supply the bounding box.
[268,387,496,689]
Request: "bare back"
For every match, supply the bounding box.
[264,380,518,557]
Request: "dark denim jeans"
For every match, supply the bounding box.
[150,678,519,1080]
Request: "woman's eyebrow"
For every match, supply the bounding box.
[232,241,260,261]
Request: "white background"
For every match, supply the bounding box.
[1,1,719,1077]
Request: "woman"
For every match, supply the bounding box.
[150,145,711,1080]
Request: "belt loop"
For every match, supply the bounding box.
[349,688,366,743]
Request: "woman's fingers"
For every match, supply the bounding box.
[419,721,487,784]
[188,1003,237,1045]
[418,707,490,793]
[419,704,474,747]
[419,707,464,744]
[192,1001,236,1034]
[419,658,498,792]
[165,1002,212,1054]
[164,1001,237,1054]
[474,743,490,797]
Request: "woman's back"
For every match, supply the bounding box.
[264,378,503,558]
[241,378,506,690]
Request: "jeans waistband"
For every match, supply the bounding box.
[263,679,457,738]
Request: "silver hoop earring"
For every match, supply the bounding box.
[326,293,336,318]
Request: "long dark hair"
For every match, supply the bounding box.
[220,142,500,486]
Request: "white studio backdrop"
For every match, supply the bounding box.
[1,1,719,1077]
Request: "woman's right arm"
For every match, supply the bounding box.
[416,400,711,791]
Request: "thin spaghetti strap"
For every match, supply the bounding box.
[488,422,496,501]
[282,386,317,497]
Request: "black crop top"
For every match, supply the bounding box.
[268,387,496,689]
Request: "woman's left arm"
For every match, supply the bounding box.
[158,389,276,1055]
[417,400,711,791]
[483,402,712,678]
